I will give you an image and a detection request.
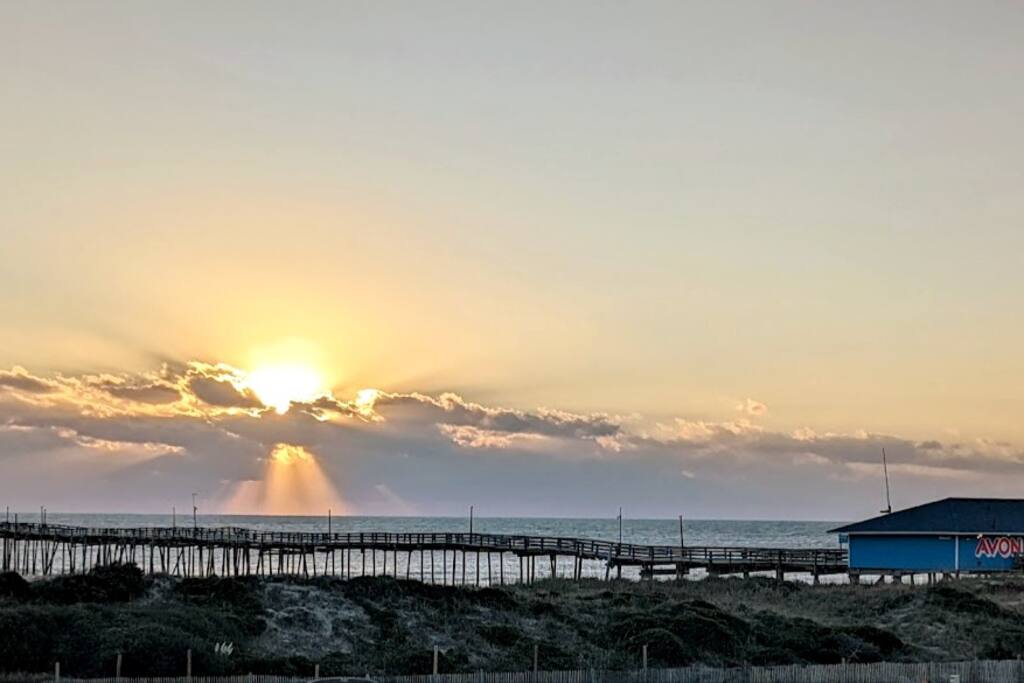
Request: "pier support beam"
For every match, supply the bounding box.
[0,522,850,585]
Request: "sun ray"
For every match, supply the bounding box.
[224,443,346,515]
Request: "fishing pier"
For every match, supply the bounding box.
[0,522,848,584]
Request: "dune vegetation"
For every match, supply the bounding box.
[2,564,1024,677]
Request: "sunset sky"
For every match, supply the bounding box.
[2,2,1023,519]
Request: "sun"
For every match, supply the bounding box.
[245,363,325,414]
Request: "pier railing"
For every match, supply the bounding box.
[0,522,846,569]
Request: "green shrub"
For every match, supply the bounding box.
[0,572,29,600]
[32,563,145,604]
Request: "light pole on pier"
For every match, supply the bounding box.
[469,505,474,534]
[192,493,198,530]
[618,507,623,545]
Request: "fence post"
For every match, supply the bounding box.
[642,645,647,671]
[315,663,320,679]
[116,652,122,681]
[186,648,192,681]
[434,645,439,676]
[533,644,539,673]
[54,661,60,683]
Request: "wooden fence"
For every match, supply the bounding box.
[4,661,1024,683]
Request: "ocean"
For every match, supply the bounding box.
[9,512,844,546]
[3,513,849,582]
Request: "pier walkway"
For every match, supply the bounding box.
[0,522,848,584]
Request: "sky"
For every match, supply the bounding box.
[1,1,1023,520]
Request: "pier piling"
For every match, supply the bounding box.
[0,521,848,584]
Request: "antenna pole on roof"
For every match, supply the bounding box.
[881,447,893,514]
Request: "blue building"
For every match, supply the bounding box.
[831,498,1024,577]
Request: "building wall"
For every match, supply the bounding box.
[850,535,955,571]
[957,535,1023,572]
[849,534,1024,572]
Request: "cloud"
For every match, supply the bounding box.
[791,452,830,466]
[2,361,1024,518]
[188,376,262,409]
[0,367,56,394]
[0,421,181,462]
[672,418,763,443]
[101,381,182,405]
[185,364,264,409]
[736,398,769,417]
[0,423,78,457]
[438,424,545,449]
[373,391,619,441]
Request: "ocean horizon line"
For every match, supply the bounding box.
[1,510,852,524]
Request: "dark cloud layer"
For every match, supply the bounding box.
[187,375,262,409]
[0,363,1021,518]
[101,382,182,404]
[372,392,619,441]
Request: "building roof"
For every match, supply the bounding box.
[830,498,1024,535]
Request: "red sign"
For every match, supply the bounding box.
[975,536,1023,558]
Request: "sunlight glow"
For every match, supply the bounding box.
[269,443,313,465]
[354,388,380,416]
[225,443,347,515]
[245,363,325,413]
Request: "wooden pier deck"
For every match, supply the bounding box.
[0,522,848,584]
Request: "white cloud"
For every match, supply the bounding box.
[736,398,769,416]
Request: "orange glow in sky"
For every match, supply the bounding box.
[226,443,346,516]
